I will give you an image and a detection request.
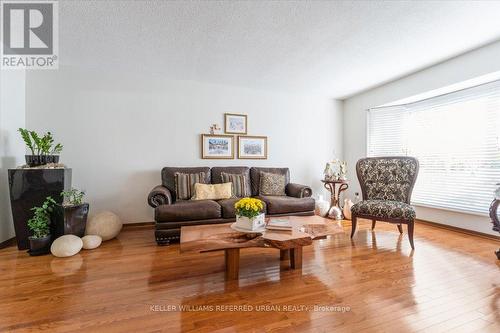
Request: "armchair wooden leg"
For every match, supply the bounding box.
[408,221,415,249]
[351,216,357,238]
[397,224,403,234]
[371,220,376,230]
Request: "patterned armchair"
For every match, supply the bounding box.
[350,157,419,249]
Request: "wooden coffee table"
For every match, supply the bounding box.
[180,215,344,280]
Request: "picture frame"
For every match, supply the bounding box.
[201,134,235,159]
[224,113,247,134]
[238,135,267,159]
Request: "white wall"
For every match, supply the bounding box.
[343,40,500,236]
[26,67,342,223]
[0,70,26,243]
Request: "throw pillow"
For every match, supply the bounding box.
[191,183,233,201]
[174,172,206,200]
[259,172,286,196]
[221,172,251,198]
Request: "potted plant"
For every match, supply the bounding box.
[19,128,63,167]
[52,188,89,238]
[27,196,56,255]
[233,198,265,231]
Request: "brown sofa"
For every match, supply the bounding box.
[147,166,315,245]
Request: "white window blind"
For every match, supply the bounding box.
[367,80,500,216]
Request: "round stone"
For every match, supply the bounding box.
[51,235,83,257]
[81,235,102,250]
[85,211,122,241]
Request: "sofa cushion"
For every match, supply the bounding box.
[218,198,267,219]
[259,172,286,196]
[212,166,250,183]
[155,200,221,222]
[221,172,251,198]
[351,200,415,221]
[174,172,208,200]
[161,167,211,201]
[191,183,232,200]
[257,195,314,215]
[250,167,290,196]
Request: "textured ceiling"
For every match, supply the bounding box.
[60,0,500,99]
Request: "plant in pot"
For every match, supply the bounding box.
[52,188,89,238]
[233,198,265,231]
[27,196,56,255]
[19,128,63,167]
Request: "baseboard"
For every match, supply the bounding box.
[122,221,155,228]
[0,223,153,250]
[416,219,500,241]
[0,237,16,249]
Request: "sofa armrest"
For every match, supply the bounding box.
[286,183,313,198]
[148,185,172,208]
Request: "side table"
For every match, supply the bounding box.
[321,179,349,219]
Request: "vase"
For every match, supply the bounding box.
[52,203,90,238]
[28,235,52,256]
[8,168,72,250]
[343,198,354,220]
[315,195,329,217]
[235,213,265,231]
[25,155,60,167]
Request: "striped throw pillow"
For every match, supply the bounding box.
[174,172,207,200]
[221,172,251,198]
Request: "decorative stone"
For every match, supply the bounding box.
[85,211,122,241]
[82,235,102,249]
[50,235,83,257]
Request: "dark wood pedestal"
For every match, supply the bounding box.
[8,168,72,250]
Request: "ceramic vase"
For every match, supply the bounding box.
[315,195,330,217]
[343,198,354,220]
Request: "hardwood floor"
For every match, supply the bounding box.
[0,219,499,333]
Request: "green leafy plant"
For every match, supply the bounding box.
[29,130,42,155]
[39,132,54,155]
[27,197,56,239]
[52,143,63,154]
[18,128,63,155]
[18,128,35,155]
[61,188,86,206]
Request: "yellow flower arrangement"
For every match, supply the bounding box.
[234,197,264,218]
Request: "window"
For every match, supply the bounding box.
[367,80,500,215]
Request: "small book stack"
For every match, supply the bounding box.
[266,218,292,231]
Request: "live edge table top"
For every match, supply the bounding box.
[180,215,345,253]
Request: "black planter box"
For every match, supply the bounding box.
[28,235,52,256]
[8,168,72,250]
[52,203,89,238]
[25,155,60,167]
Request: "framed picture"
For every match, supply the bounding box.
[201,134,234,159]
[238,136,267,159]
[224,113,247,134]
